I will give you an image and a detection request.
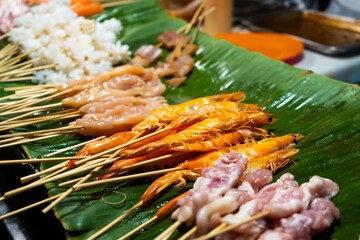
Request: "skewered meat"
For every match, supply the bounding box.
[157,29,190,49]
[62,68,165,108]
[71,96,167,136]
[131,45,162,67]
[218,175,339,240]
[258,198,340,240]
[172,151,248,225]
[196,169,273,234]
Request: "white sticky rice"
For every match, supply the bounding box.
[9,0,130,84]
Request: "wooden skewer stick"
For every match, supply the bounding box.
[74,167,182,189]
[72,128,169,167]
[0,88,56,111]
[0,102,62,118]
[31,166,69,184]
[178,226,197,240]
[20,162,68,184]
[0,156,85,165]
[0,112,80,132]
[0,132,73,149]
[87,201,144,240]
[22,157,106,184]
[0,31,12,41]
[0,194,60,221]
[102,0,140,8]
[86,152,186,180]
[0,108,55,125]
[44,135,106,157]
[117,216,158,240]
[20,162,67,183]
[0,136,24,145]
[0,76,34,82]
[1,154,122,200]
[4,84,60,91]
[0,125,82,139]
[5,88,72,113]
[193,210,271,240]
[154,220,182,240]
[42,162,105,214]
[0,64,56,78]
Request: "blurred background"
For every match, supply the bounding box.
[160,0,360,84]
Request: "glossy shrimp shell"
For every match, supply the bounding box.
[170,101,264,129]
[67,131,137,167]
[131,92,246,133]
[139,134,300,205]
[130,111,272,156]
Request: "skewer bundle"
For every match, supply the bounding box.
[0,90,304,240]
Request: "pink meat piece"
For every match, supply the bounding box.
[258,198,339,240]
[141,68,166,97]
[156,55,194,78]
[79,96,166,114]
[62,69,165,108]
[0,0,29,33]
[73,100,165,137]
[243,169,273,193]
[172,151,248,225]
[157,29,190,49]
[196,170,272,234]
[300,175,339,200]
[133,45,162,66]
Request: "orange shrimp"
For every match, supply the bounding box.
[169,101,264,129]
[99,150,197,180]
[131,92,246,133]
[245,148,299,174]
[139,134,300,205]
[169,127,269,152]
[67,131,136,167]
[155,191,189,218]
[130,111,272,157]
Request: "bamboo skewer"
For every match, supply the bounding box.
[0,156,85,165]
[1,155,123,201]
[102,0,141,8]
[4,88,72,113]
[72,128,169,167]
[0,102,62,117]
[0,125,82,139]
[88,201,143,240]
[117,216,158,240]
[0,111,80,132]
[74,167,182,189]
[193,211,271,240]
[0,76,34,82]
[154,220,182,240]
[42,163,105,214]
[20,162,68,184]
[4,84,61,92]
[0,64,56,78]
[44,135,106,157]
[0,194,60,221]
[178,226,197,240]
[0,132,75,149]
[0,89,57,112]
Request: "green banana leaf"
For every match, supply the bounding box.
[1,0,359,239]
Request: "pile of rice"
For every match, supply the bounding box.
[9,0,130,84]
